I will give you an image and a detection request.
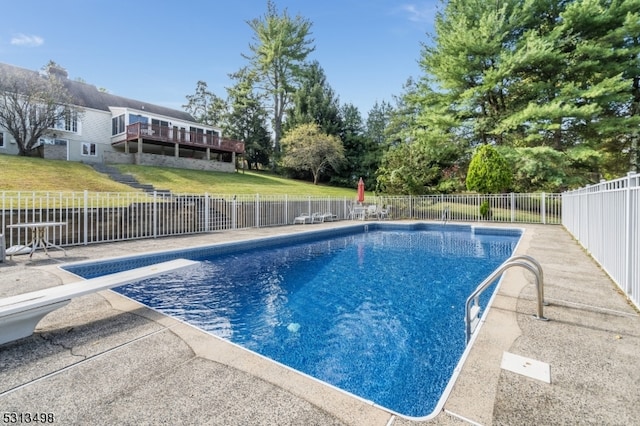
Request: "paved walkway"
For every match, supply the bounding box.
[1,223,638,425]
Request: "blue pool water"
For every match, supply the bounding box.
[64,224,521,417]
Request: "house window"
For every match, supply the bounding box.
[191,127,204,143]
[0,132,4,148]
[206,130,218,144]
[129,114,148,124]
[81,142,97,156]
[112,114,125,135]
[54,109,78,133]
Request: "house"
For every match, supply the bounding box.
[0,63,244,173]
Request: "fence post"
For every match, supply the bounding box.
[255,194,260,228]
[153,191,158,239]
[624,172,635,293]
[204,193,210,233]
[0,232,5,263]
[409,195,413,219]
[84,190,89,245]
[510,193,515,222]
[232,196,237,230]
[541,192,546,224]
[284,195,288,225]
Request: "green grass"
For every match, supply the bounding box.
[116,165,358,196]
[0,154,364,197]
[0,155,137,192]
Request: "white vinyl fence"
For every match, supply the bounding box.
[1,190,559,250]
[562,172,640,310]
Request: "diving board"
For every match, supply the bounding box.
[0,258,199,346]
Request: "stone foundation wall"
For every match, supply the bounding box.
[103,151,235,172]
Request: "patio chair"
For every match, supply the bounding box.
[322,212,338,222]
[311,212,325,223]
[365,205,379,220]
[293,213,312,224]
[377,206,390,220]
[348,205,366,220]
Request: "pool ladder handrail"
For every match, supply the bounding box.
[465,255,548,344]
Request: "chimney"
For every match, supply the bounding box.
[48,65,68,79]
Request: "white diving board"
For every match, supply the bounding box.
[0,258,199,346]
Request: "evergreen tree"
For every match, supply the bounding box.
[183,81,227,126]
[330,103,370,187]
[225,68,272,170]
[283,61,342,137]
[244,0,315,156]
[409,0,640,189]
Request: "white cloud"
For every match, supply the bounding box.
[10,33,44,47]
[400,3,437,23]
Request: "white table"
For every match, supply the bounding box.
[6,221,67,259]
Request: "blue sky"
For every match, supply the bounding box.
[1,1,439,116]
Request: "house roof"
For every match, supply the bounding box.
[0,62,197,123]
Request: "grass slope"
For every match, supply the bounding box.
[0,154,363,197]
[116,164,357,196]
[0,155,137,192]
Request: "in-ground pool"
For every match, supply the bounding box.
[63,223,522,418]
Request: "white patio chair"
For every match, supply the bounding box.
[293,213,312,224]
[311,212,325,223]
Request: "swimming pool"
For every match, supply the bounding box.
[63,223,521,418]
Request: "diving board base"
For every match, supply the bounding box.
[0,258,199,346]
[0,300,70,345]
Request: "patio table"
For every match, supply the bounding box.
[6,221,67,259]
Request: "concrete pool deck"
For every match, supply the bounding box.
[1,222,638,425]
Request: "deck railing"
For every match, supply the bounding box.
[562,172,640,310]
[124,122,245,153]
[1,191,560,250]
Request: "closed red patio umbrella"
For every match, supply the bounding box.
[357,177,365,204]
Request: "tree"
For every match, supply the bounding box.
[244,0,315,156]
[410,0,640,188]
[280,123,345,184]
[466,144,512,193]
[0,63,78,156]
[420,0,520,146]
[466,144,511,219]
[374,78,468,195]
[183,80,227,126]
[330,103,371,188]
[283,61,342,137]
[225,68,272,170]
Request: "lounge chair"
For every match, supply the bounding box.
[322,212,338,221]
[293,213,312,224]
[311,212,325,223]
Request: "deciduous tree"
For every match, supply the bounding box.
[0,63,78,156]
[280,123,344,184]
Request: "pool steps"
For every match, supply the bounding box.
[465,255,547,344]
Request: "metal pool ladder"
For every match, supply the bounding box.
[465,255,548,344]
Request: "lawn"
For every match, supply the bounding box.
[115,165,361,196]
[0,154,365,197]
[0,155,136,192]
